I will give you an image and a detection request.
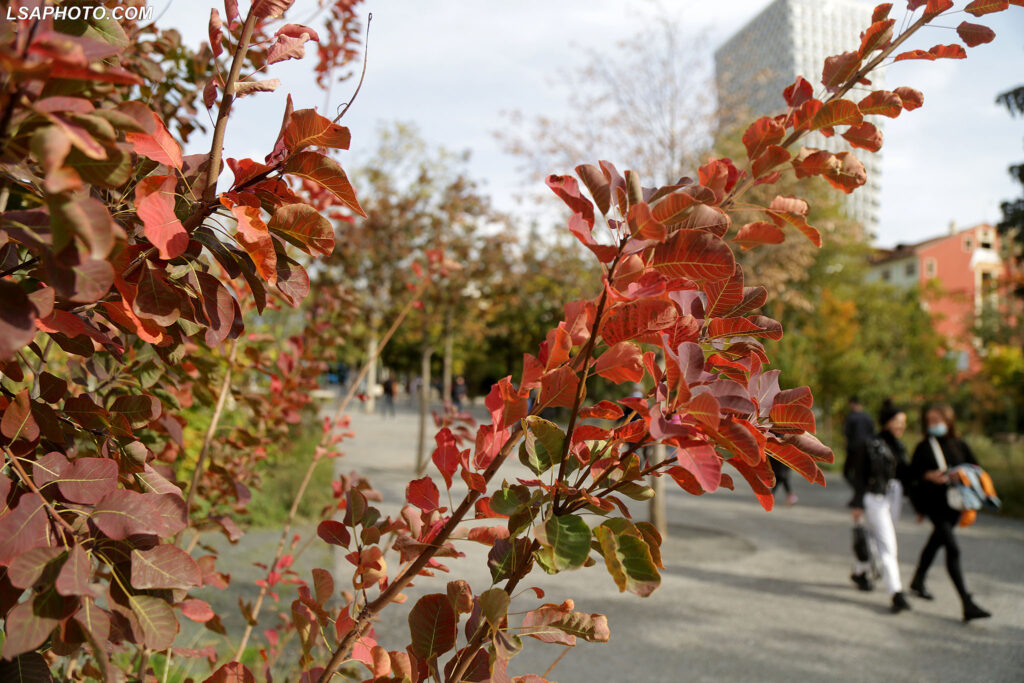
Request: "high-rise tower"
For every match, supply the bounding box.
[714,0,881,233]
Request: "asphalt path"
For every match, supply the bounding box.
[202,399,1024,682]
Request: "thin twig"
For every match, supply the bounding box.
[333,13,373,124]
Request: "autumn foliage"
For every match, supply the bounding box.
[0,1,1016,682]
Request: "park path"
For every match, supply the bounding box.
[206,397,1024,683]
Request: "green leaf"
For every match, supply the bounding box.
[519,416,565,475]
[593,519,661,597]
[487,537,533,584]
[535,514,590,572]
[268,203,334,257]
[408,593,457,660]
[490,483,530,516]
[478,588,510,628]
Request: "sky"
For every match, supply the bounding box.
[158,0,1024,248]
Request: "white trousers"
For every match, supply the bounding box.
[853,480,904,595]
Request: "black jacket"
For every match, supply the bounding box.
[847,430,908,509]
[908,435,977,515]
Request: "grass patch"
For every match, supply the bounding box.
[244,426,337,528]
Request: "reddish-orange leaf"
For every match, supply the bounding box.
[594,342,644,384]
[858,19,895,57]
[923,0,955,18]
[125,109,183,170]
[703,266,744,317]
[225,196,277,284]
[626,202,667,242]
[733,221,785,250]
[769,196,809,216]
[714,418,762,467]
[821,152,867,195]
[792,99,823,131]
[956,21,997,46]
[810,99,863,131]
[651,229,736,282]
[783,76,813,108]
[135,175,188,260]
[686,393,720,431]
[964,0,1009,16]
[775,386,813,408]
[543,325,571,371]
[821,51,861,91]
[600,299,677,346]
[842,122,883,152]
[791,148,837,179]
[674,443,721,493]
[742,116,785,161]
[546,174,594,227]
[283,109,351,152]
[728,456,774,511]
[766,442,824,485]
[284,151,365,217]
[769,404,816,433]
[537,367,580,411]
[751,145,791,179]
[707,316,782,341]
[579,401,623,421]
[267,203,333,256]
[766,208,821,247]
[650,191,700,225]
[858,90,903,118]
[871,3,893,22]
[893,87,924,111]
[893,49,936,62]
[928,43,967,59]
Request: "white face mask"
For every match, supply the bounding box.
[928,423,948,438]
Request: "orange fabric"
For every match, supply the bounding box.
[960,509,977,527]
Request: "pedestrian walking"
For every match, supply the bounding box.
[381,375,396,417]
[847,399,911,613]
[452,375,468,411]
[907,403,991,622]
[770,458,797,506]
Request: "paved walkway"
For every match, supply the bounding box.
[209,399,1024,682]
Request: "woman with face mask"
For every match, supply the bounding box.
[907,403,991,621]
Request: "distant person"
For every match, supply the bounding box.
[907,403,991,622]
[770,458,797,506]
[847,399,911,613]
[452,375,468,410]
[381,375,396,417]
[842,396,875,483]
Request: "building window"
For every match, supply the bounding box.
[963,237,973,252]
[905,262,916,277]
[881,268,891,282]
[981,271,997,297]
[980,229,994,250]
[925,258,937,278]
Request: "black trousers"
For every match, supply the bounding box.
[913,508,969,602]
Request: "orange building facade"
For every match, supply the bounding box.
[867,224,1018,372]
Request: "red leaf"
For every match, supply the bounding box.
[205,662,255,683]
[768,442,825,485]
[733,221,785,250]
[0,282,37,360]
[741,116,785,161]
[594,342,644,384]
[56,545,94,597]
[253,0,295,19]
[568,214,618,263]
[650,191,700,225]
[626,202,667,242]
[964,0,1009,16]
[317,520,351,547]
[893,49,936,62]
[131,546,202,590]
[284,109,351,151]
[224,194,277,284]
[687,392,720,431]
[181,599,215,623]
[133,264,181,326]
[858,19,895,56]
[136,175,188,260]
[407,476,440,512]
[546,174,594,227]
[433,428,460,489]
[537,366,580,411]
[858,90,903,118]
[893,87,924,111]
[408,594,457,660]
[92,491,187,540]
[601,299,677,346]
[651,229,735,282]
[810,99,863,131]
[579,401,624,421]
[727,457,774,511]
[821,152,867,195]
[783,76,813,108]
[842,122,883,152]
[674,443,721,492]
[927,43,967,59]
[769,404,817,433]
[208,8,223,58]
[872,3,893,22]
[791,98,823,131]
[821,51,861,91]
[775,386,813,408]
[751,145,791,178]
[714,418,762,467]
[0,601,58,660]
[284,151,365,217]
[923,0,955,18]
[956,21,997,46]
[703,266,744,317]
[1,388,38,441]
[706,316,783,341]
[57,457,118,504]
[0,493,54,565]
[267,32,312,65]
[125,108,183,170]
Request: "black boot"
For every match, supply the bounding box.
[891,592,911,613]
[963,597,991,622]
[851,572,873,592]
[909,577,934,600]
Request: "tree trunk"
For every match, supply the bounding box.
[442,314,454,408]
[364,328,378,414]
[649,443,667,538]
[416,345,434,474]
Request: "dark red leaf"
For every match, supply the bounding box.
[537,366,580,412]
[57,457,118,504]
[91,491,187,540]
[0,600,58,659]
[741,116,785,161]
[433,428,461,489]
[964,0,1008,16]
[56,545,94,597]
[131,546,202,590]
[783,76,813,108]
[407,476,441,512]
[751,145,791,179]
[957,21,997,46]
[408,593,457,660]
[733,221,785,250]
[284,151,365,217]
[858,19,895,57]
[601,299,677,346]
[842,122,883,152]
[1,389,39,442]
[0,282,38,361]
[651,229,735,282]
[893,87,924,111]
[317,520,351,548]
[821,51,862,91]
[858,90,903,118]
[205,662,255,683]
